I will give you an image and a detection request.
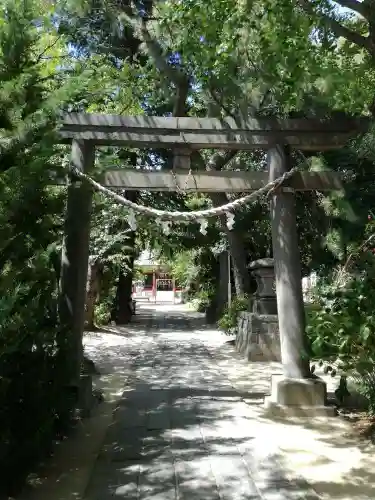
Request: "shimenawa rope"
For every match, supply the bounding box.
[69,166,297,222]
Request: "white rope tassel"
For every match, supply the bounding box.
[161,220,172,235]
[127,208,137,231]
[226,212,235,230]
[199,219,208,235]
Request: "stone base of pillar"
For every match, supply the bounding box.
[264,375,336,417]
[236,312,281,361]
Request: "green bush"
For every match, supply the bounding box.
[306,268,375,413]
[195,287,215,313]
[217,295,250,334]
[0,254,74,494]
[94,298,113,325]
[94,278,118,325]
[307,275,375,362]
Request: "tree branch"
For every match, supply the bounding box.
[299,0,373,53]
[173,78,189,116]
[123,7,190,120]
[206,151,238,172]
[333,0,369,18]
[33,35,63,66]
[208,85,236,119]
[127,6,240,174]
[123,6,189,88]
[139,19,188,86]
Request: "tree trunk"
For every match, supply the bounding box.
[205,256,220,324]
[210,192,251,297]
[112,264,134,324]
[226,229,251,297]
[111,190,138,324]
[216,251,229,317]
[85,261,102,329]
[112,229,136,324]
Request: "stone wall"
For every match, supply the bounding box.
[235,312,281,362]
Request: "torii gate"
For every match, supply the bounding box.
[59,113,369,415]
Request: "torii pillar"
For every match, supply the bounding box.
[265,145,333,416]
[58,140,94,391]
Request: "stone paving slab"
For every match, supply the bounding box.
[113,406,149,427]
[82,304,368,500]
[85,461,141,499]
[99,425,145,461]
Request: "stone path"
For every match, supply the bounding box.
[83,304,318,500]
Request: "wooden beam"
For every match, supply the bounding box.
[58,131,358,150]
[59,114,370,151]
[101,169,342,192]
[62,113,369,133]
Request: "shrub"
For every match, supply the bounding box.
[306,266,375,414]
[0,255,74,494]
[94,298,113,325]
[217,295,250,334]
[195,287,215,313]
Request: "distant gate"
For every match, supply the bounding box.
[156,278,174,302]
[132,280,153,301]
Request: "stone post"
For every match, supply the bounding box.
[266,145,332,416]
[58,140,94,389]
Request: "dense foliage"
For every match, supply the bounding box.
[306,214,375,412]
[0,1,75,492]
[217,296,250,334]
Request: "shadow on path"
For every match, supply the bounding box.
[84,306,318,500]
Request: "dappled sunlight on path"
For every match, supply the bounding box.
[79,304,374,500]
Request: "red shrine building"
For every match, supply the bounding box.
[132,250,182,303]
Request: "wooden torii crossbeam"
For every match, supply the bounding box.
[58,112,369,414]
[60,113,369,150]
[101,169,342,192]
[60,112,368,193]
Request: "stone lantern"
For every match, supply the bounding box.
[248,258,277,315]
[235,257,280,362]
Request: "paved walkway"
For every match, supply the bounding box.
[83,305,319,500]
[15,304,375,500]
